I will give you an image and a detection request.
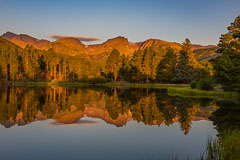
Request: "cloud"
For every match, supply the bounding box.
[49,34,101,42]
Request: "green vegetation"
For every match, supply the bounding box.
[8,81,189,89]
[201,130,240,160]
[9,81,89,87]
[8,80,240,101]
[98,82,187,88]
[156,47,177,83]
[173,38,196,83]
[0,16,240,94]
[50,79,59,85]
[0,36,212,85]
[168,87,240,101]
[212,15,240,92]
[204,100,240,159]
[190,78,214,91]
[105,49,122,82]
[190,80,198,89]
[8,81,48,86]
[197,79,213,91]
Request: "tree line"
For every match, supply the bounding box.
[0,15,239,91]
[0,40,102,82]
[104,38,212,84]
[0,36,212,84]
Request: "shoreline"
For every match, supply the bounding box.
[6,81,188,88]
[3,81,240,102]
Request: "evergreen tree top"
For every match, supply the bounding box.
[218,15,240,54]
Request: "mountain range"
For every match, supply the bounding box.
[1,31,218,59]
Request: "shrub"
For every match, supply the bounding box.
[89,78,107,84]
[197,79,213,91]
[190,80,198,89]
[50,79,59,85]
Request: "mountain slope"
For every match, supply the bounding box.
[49,38,87,55]
[0,37,23,49]
[1,31,17,41]
[193,46,219,61]
[86,36,138,55]
[1,31,218,60]
[138,39,182,50]
[1,31,50,49]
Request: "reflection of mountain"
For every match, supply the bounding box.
[53,107,132,127]
[0,87,217,134]
[0,111,47,128]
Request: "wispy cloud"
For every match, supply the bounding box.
[49,35,101,42]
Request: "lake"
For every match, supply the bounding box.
[0,86,238,160]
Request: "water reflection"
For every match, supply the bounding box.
[209,100,240,133]
[0,87,218,134]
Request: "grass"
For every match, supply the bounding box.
[8,81,187,88]
[143,130,240,160]
[97,82,187,88]
[168,87,240,102]
[58,81,89,86]
[8,81,49,86]
[200,130,240,160]
[8,81,89,87]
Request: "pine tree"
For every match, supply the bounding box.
[141,47,154,83]
[212,15,240,91]
[118,55,131,81]
[156,48,177,83]
[130,50,144,82]
[173,39,195,84]
[105,49,122,82]
[151,46,165,81]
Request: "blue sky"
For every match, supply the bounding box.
[0,0,239,45]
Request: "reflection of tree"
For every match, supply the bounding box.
[0,87,95,124]
[173,97,197,135]
[131,93,165,125]
[105,89,122,120]
[209,101,240,133]
[0,87,19,123]
[195,98,212,108]
[155,91,177,125]
[207,100,240,160]
[115,89,200,133]
[0,87,214,134]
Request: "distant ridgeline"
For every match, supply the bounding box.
[0,87,219,135]
[0,32,218,83]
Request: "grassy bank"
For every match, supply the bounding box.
[7,81,240,101]
[8,81,89,87]
[97,82,188,88]
[168,87,240,102]
[8,81,49,86]
[8,81,187,88]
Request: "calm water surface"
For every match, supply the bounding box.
[0,87,236,160]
